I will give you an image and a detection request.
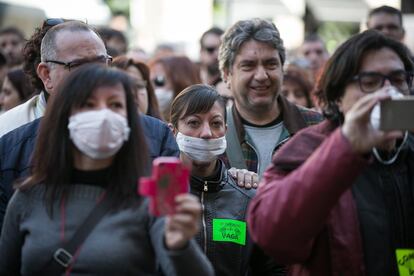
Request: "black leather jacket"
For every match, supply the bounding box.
[190,160,285,276]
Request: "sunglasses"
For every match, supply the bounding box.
[203,46,218,54]
[43,18,65,28]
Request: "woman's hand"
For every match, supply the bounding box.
[341,90,403,154]
[229,167,259,189]
[164,194,201,250]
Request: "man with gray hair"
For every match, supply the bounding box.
[219,18,322,181]
[0,20,111,137]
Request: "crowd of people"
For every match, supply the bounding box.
[0,4,412,276]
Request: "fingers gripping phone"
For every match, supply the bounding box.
[138,157,190,216]
[380,96,414,131]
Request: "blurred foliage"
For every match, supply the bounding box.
[317,21,359,54]
[103,0,130,18]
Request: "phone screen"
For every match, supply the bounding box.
[380,97,414,131]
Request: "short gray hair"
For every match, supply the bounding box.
[218,18,285,77]
[40,21,102,63]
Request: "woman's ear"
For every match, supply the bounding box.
[167,123,177,135]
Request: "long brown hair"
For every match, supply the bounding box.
[112,55,162,119]
[20,64,149,211]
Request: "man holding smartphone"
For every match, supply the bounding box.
[248,30,414,275]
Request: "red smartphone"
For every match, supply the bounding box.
[138,157,190,216]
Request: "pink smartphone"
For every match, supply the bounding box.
[138,157,190,216]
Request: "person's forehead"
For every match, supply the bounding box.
[359,47,405,72]
[368,12,401,27]
[302,41,324,52]
[202,33,221,46]
[236,40,279,59]
[0,33,22,42]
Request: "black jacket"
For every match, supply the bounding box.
[190,160,285,276]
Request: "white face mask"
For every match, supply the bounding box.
[155,88,173,113]
[370,86,404,130]
[176,132,227,162]
[68,109,131,160]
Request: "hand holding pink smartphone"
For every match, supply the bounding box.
[138,157,190,216]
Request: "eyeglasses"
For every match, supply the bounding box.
[45,55,113,71]
[203,46,218,54]
[352,71,413,93]
[43,18,65,28]
[152,75,165,87]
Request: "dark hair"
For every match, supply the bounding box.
[170,84,226,129]
[368,5,403,26]
[200,27,224,47]
[283,69,313,108]
[149,56,201,97]
[97,27,128,55]
[315,29,413,121]
[23,18,71,91]
[21,64,149,211]
[112,55,162,119]
[6,69,35,101]
[0,27,25,41]
[303,33,327,50]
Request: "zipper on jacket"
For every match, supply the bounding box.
[201,188,208,255]
[203,181,208,192]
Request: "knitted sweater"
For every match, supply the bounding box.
[0,184,213,275]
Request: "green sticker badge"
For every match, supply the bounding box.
[396,249,414,276]
[213,219,246,246]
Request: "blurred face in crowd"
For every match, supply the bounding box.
[301,40,329,74]
[126,65,148,114]
[150,62,174,115]
[338,47,407,115]
[200,33,221,69]
[367,13,404,42]
[0,33,24,66]
[38,30,108,95]
[224,40,283,114]
[281,80,308,107]
[0,76,21,111]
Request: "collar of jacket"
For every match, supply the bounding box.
[231,95,309,143]
[190,159,227,192]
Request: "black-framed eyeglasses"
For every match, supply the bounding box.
[45,55,113,71]
[352,71,413,93]
[43,18,65,28]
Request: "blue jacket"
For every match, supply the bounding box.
[0,114,179,232]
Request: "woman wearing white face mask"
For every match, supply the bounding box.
[169,84,285,276]
[0,65,213,276]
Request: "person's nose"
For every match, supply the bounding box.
[254,65,268,81]
[199,122,213,139]
[383,78,392,88]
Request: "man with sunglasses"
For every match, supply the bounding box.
[0,20,180,232]
[248,30,414,275]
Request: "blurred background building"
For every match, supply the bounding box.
[0,0,413,59]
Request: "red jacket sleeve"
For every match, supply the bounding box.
[247,128,368,263]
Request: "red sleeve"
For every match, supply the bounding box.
[247,128,369,263]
